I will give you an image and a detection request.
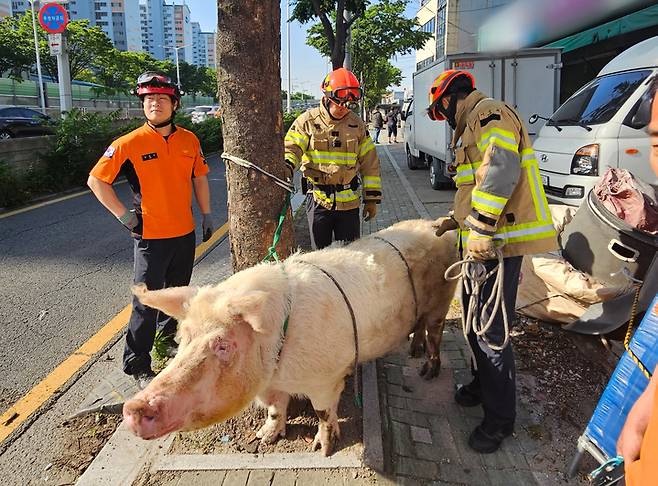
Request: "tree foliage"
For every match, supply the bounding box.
[291,0,368,69]
[305,0,429,108]
[0,13,217,97]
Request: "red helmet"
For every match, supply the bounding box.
[134,72,181,101]
[321,68,362,104]
[427,69,475,121]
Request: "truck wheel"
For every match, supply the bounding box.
[406,146,420,170]
[429,157,452,190]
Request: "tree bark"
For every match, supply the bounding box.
[217,0,294,272]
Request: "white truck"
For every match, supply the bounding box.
[534,36,658,206]
[403,48,562,189]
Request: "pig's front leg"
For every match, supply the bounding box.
[255,390,290,444]
[308,381,343,456]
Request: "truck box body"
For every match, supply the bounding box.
[404,48,561,189]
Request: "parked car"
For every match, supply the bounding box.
[0,106,53,140]
[190,105,221,123]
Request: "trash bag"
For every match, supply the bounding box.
[594,167,658,235]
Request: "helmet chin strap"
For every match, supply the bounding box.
[148,118,173,129]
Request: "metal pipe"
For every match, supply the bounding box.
[30,0,47,114]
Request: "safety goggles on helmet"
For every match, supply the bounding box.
[137,72,173,86]
[134,72,180,98]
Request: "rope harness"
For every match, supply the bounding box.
[444,249,510,352]
[372,236,418,324]
[623,282,652,379]
[300,260,362,408]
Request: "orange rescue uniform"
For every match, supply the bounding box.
[90,123,208,239]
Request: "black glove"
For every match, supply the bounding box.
[117,209,138,231]
[202,213,214,242]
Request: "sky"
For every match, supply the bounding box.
[183,0,417,96]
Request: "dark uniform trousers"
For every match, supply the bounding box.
[462,255,523,430]
[305,193,360,250]
[123,231,196,374]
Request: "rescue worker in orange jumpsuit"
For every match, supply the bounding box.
[87,72,213,389]
[284,68,382,249]
[430,70,557,453]
[617,75,658,486]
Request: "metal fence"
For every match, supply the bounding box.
[0,78,214,115]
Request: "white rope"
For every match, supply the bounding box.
[444,250,510,352]
[221,152,295,193]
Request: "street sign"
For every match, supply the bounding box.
[48,33,62,55]
[38,3,69,34]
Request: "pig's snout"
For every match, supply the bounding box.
[123,398,161,439]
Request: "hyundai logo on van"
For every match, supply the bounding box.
[540,154,548,163]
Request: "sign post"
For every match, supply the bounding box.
[38,2,72,114]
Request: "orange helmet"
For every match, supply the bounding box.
[321,68,362,104]
[427,69,475,121]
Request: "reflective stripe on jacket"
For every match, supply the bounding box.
[452,91,557,257]
[284,102,382,211]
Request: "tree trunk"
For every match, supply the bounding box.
[217,0,294,272]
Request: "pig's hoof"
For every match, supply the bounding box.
[419,359,441,380]
[256,420,286,444]
[311,425,340,456]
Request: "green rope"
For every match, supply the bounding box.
[262,192,291,263]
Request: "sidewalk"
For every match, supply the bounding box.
[73,141,595,485]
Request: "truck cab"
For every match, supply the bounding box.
[535,36,658,206]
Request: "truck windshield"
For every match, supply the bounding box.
[549,70,651,127]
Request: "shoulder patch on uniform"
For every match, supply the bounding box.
[479,113,501,127]
[103,146,115,158]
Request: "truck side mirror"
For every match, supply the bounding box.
[629,92,652,129]
[528,114,538,124]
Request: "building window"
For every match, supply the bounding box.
[421,18,435,34]
[436,0,446,58]
[416,56,435,71]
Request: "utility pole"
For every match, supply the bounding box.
[29,0,46,114]
[343,9,352,70]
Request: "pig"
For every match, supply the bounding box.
[123,219,458,456]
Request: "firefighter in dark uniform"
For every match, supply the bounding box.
[430,70,558,453]
[284,68,382,249]
[87,72,214,389]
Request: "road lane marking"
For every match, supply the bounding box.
[0,188,95,219]
[0,222,229,445]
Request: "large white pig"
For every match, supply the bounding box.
[123,219,458,455]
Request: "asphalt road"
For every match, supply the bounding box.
[0,155,228,415]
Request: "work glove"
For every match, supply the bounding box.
[202,213,214,242]
[466,230,497,261]
[117,209,138,231]
[432,215,458,237]
[363,201,378,222]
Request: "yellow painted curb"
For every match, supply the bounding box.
[0,222,230,445]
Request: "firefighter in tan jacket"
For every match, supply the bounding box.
[284,68,382,249]
[430,70,558,454]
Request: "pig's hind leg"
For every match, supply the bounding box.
[308,379,344,456]
[255,390,290,444]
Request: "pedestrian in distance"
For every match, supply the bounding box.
[87,72,214,389]
[617,74,658,486]
[430,69,557,453]
[386,107,398,143]
[284,68,382,250]
[372,108,384,144]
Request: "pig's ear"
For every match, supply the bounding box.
[132,284,198,320]
[225,290,269,333]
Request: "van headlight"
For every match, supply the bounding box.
[571,144,599,176]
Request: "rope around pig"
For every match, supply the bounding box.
[444,250,511,352]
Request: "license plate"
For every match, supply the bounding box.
[541,174,549,186]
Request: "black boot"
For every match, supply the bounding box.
[468,422,514,454]
[454,378,482,407]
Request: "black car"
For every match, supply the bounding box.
[0,107,54,140]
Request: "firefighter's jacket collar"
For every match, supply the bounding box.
[453,90,487,146]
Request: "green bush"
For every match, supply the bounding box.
[174,114,223,154]
[283,110,303,133]
[0,161,28,208]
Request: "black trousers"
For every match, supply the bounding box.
[305,193,360,250]
[123,231,196,374]
[462,255,523,430]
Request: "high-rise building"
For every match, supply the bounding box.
[68,0,115,43]
[200,31,215,69]
[140,0,166,60]
[112,0,142,52]
[174,3,193,63]
[1,0,12,18]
